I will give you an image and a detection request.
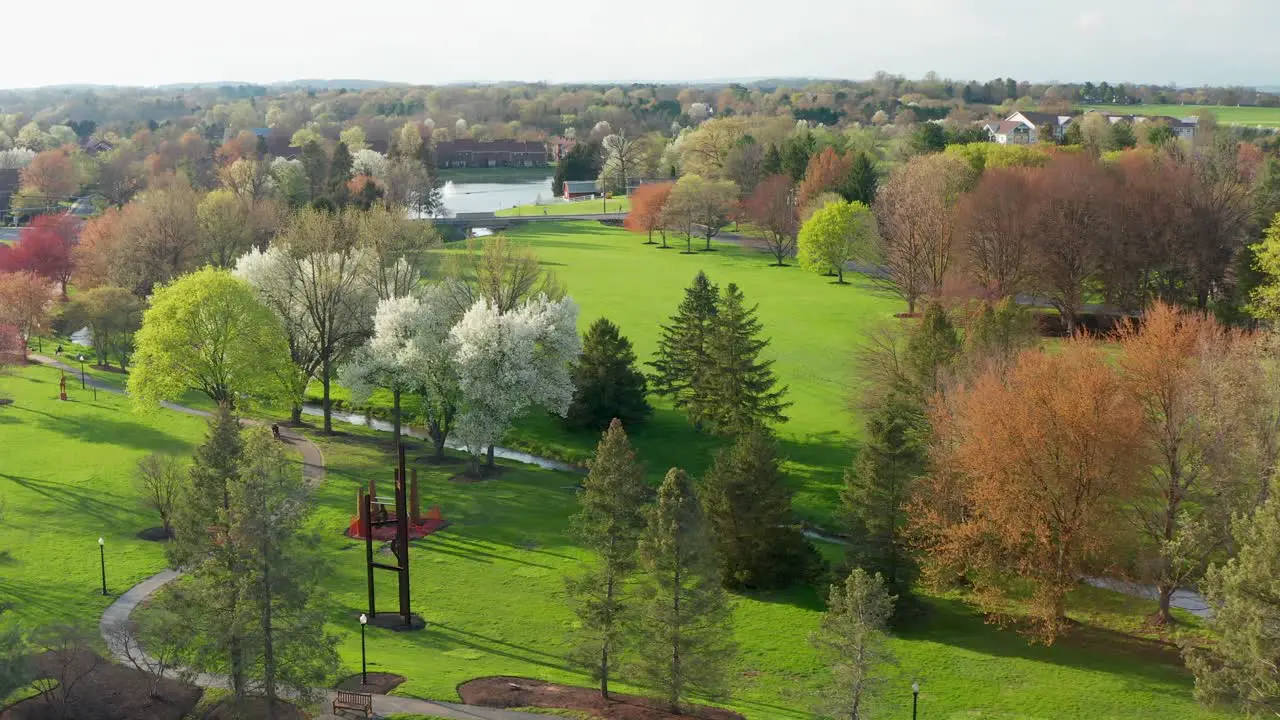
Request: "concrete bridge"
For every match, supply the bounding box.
[426,211,627,233]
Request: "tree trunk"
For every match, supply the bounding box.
[1155,583,1176,625]
[429,421,447,460]
[837,266,845,284]
[392,388,402,455]
[261,555,277,710]
[601,571,615,699]
[290,404,303,424]
[321,352,333,434]
[486,444,496,470]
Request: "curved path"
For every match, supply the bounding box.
[27,356,544,719]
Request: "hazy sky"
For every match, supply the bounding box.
[2,0,1276,89]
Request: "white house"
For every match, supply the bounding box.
[987,111,1074,145]
[1084,111,1198,141]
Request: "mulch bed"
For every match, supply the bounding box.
[202,697,306,720]
[136,527,172,542]
[1,650,201,720]
[334,671,405,694]
[457,677,745,720]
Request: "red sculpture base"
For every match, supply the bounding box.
[346,509,448,541]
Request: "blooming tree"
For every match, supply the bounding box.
[340,295,427,447]
[451,294,581,472]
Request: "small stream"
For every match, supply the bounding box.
[299,404,583,474]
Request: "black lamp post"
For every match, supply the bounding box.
[359,612,368,686]
[77,354,86,390]
[98,536,107,596]
[912,681,920,720]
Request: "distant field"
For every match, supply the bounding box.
[495,197,630,217]
[1077,104,1280,127]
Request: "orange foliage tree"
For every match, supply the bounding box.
[1116,302,1261,625]
[796,147,850,209]
[955,167,1035,299]
[20,149,78,200]
[0,271,56,361]
[913,339,1147,642]
[624,181,674,246]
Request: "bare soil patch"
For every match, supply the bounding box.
[1,650,201,720]
[334,671,405,694]
[202,697,306,720]
[457,676,745,720]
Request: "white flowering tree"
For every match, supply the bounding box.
[340,295,425,449]
[451,294,581,474]
[235,246,319,424]
[413,283,466,460]
[351,149,388,182]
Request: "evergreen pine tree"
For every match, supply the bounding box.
[229,429,339,708]
[841,383,925,604]
[166,403,252,702]
[635,468,734,711]
[705,283,789,434]
[300,140,328,202]
[840,151,878,205]
[762,143,783,176]
[1186,492,1280,714]
[702,429,818,589]
[328,141,354,205]
[566,318,651,431]
[904,302,960,396]
[566,420,651,698]
[809,568,897,720]
[649,272,720,428]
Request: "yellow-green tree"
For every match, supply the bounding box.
[1248,212,1280,320]
[797,199,878,284]
[129,267,293,410]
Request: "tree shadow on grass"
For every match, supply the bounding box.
[897,595,1198,690]
[428,621,574,669]
[11,405,191,453]
[0,472,140,528]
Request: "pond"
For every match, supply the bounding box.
[431,176,556,216]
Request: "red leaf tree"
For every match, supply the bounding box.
[741,174,799,266]
[624,182,674,246]
[797,147,851,209]
[0,214,79,298]
[0,271,56,361]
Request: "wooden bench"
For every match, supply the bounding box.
[332,690,373,718]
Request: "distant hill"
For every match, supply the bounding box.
[270,79,408,90]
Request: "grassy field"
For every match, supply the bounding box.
[495,198,631,217]
[1,358,1240,719]
[298,429,1230,720]
[306,220,902,527]
[1077,103,1280,127]
[0,363,209,633]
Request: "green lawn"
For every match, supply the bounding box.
[1076,103,1280,127]
[0,363,209,634]
[306,220,899,527]
[0,360,1241,719]
[481,221,898,527]
[300,429,1231,720]
[496,198,630,217]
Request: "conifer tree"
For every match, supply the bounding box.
[840,151,878,206]
[705,283,789,433]
[166,403,252,702]
[229,429,339,708]
[841,383,925,603]
[566,420,651,698]
[1186,492,1280,715]
[566,318,651,431]
[635,468,734,711]
[762,143,782,176]
[810,569,897,720]
[702,429,817,589]
[649,272,720,428]
[904,301,960,396]
[328,141,353,204]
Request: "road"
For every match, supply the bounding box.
[1,196,96,243]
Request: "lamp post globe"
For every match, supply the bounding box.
[78,355,86,389]
[912,681,920,720]
[98,537,107,596]
[359,613,369,686]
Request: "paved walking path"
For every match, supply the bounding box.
[28,356,545,719]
